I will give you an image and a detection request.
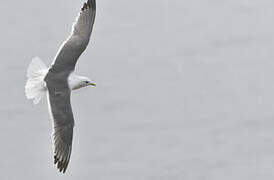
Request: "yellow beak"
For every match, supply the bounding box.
[88,82,96,87]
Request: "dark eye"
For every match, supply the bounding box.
[85,81,89,84]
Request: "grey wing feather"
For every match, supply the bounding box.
[47,90,74,173]
[50,0,96,73]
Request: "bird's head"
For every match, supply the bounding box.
[69,75,96,90]
[81,77,96,88]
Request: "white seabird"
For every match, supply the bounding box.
[25,0,97,173]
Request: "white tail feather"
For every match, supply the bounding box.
[25,57,48,104]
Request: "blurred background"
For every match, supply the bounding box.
[1,0,274,179]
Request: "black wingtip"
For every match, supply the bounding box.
[54,155,68,174]
[81,3,87,11]
[54,155,58,164]
[81,0,96,11]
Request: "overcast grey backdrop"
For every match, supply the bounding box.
[1,0,274,179]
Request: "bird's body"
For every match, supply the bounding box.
[25,0,97,173]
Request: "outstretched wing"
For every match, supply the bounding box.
[44,0,96,173]
[47,89,74,173]
[50,0,96,74]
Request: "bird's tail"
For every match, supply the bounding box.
[25,57,48,104]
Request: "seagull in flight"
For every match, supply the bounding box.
[25,0,97,173]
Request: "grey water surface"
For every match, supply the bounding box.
[1,0,274,179]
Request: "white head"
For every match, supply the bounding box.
[68,74,96,90]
